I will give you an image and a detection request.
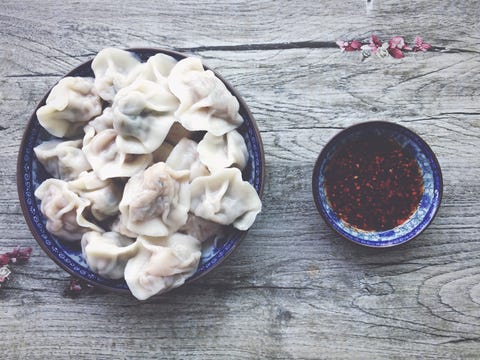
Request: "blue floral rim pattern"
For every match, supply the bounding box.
[312,121,442,247]
[17,48,265,292]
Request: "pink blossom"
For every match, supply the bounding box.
[336,40,362,52]
[337,34,432,59]
[369,35,383,54]
[64,277,95,298]
[7,246,32,263]
[387,36,411,59]
[412,36,432,52]
[0,247,32,291]
[69,278,83,292]
[389,36,409,50]
[388,47,404,59]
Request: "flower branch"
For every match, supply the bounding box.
[337,35,432,59]
[0,246,32,288]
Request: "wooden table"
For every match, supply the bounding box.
[1,1,480,358]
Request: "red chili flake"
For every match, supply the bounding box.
[324,135,424,231]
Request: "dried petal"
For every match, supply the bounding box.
[413,36,432,51]
[336,40,347,49]
[421,43,432,51]
[349,40,363,51]
[371,34,383,47]
[388,47,405,59]
[389,36,406,49]
[369,35,383,54]
[6,246,32,263]
[0,254,9,266]
[69,278,83,292]
[337,39,363,52]
[16,247,32,262]
[64,277,96,298]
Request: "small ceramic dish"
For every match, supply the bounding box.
[17,48,265,292]
[312,121,442,247]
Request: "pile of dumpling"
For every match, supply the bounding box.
[33,48,262,300]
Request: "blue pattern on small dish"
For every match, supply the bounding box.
[312,121,442,247]
[17,48,265,292]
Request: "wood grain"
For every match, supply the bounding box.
[1,0,480,359]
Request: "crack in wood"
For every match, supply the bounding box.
[261,126,345,133]
[438,111,480,117]
[440,47,480,54]
[175,42,478,55]
[5,73,60,78]
[440,337,480,344]
[190,283,314,291]
[233,285,314,291]
[176,41,337,52]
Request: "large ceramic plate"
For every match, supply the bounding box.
[17,48,265,292]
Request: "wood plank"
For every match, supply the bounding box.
[1,0,480,358]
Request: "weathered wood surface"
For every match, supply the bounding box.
[1,0,480,358]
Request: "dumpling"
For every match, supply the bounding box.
[84,106,115,137]
[114,79,179,115]
[125,53,177,85]
[124,234,201,300]
[119,162,190,237]
[166,138,209,181]
[81,231,138,279]
[189,168,261,230]
[34,178,103,242]
[197,130,248,173]
[34,139,91,180]
[36,77,102,137]
[82,106,116,161]
[83,123,152,180]
[168,57,243,136]
[91,48,142,101]
[83,128,152,180]
[68,171,123,221]
[112,79,178,154]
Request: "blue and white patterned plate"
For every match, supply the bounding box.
[312,121,442,247]
[17,48,265,292]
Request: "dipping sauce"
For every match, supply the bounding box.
[324,134,424,231]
